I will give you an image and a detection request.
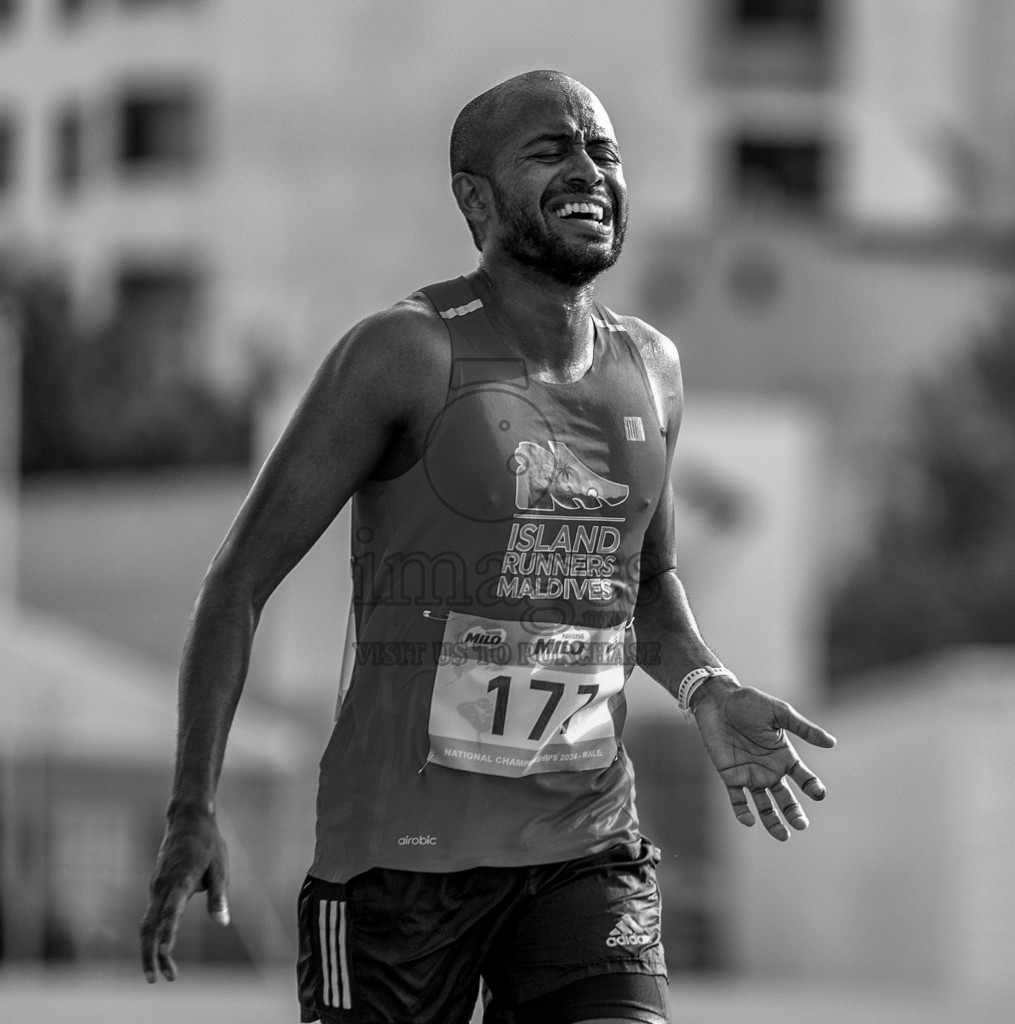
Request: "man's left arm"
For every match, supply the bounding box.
[628,318,836,841]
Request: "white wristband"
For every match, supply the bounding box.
[677,665,739,718]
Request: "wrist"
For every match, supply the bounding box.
[166,797,216,824]
[675,665,739,720]
[688,671,739,714]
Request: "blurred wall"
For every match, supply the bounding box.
[4,0,1014,375]
[725,647,1015,1005]
[18,470,252,665]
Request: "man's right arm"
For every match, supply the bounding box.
[140,298,450,982]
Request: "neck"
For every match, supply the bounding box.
[470,258,597,384]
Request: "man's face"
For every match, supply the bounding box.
[485,84,628,286]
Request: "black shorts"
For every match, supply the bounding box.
[297,837,669,1024]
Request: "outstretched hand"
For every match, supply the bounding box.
[693,686,836,841]
[139,813,230,982]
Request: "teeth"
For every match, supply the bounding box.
[554,202,605,222]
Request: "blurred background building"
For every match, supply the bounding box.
[1,0,1014,1016]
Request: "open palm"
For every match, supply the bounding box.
[694,686,836,841]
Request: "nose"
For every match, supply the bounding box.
[563,145,605,189]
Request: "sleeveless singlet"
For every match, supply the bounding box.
[309,275,669,883]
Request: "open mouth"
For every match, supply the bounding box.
[550,200,610,226]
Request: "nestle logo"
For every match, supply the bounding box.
[459,627,507,647]
[397,834,438,846]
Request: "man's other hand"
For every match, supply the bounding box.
[139,811,230,982]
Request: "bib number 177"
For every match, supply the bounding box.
[485,674,599,741]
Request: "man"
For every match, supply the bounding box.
[140,70,836,1024]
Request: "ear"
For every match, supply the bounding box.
[451,171,493,235]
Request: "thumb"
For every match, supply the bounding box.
[204,858,230,927]
[773,700,837,749]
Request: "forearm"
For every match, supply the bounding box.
[167,574,259,820]
[634,569,717,690]
[634,568,738,711]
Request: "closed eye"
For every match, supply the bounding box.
[588,144,621,165]
[531,149,566,162]
[530,145,620,167]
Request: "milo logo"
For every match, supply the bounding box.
[526,628,590,666]
[459,626,507,649]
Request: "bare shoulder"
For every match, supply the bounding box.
[613,313,681,378]
[318,291,450,405]
[297,291,452,478]
[610,312,683,415]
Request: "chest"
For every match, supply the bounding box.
[421,372,666,531]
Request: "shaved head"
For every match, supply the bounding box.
[450,70,590,178]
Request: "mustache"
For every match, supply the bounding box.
[547,188,613,205]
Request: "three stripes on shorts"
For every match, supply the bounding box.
[318,899,352,1011]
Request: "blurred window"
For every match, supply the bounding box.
[116,262,202,358]
[57,0,88,20]
[55,104,84,193]
[118,263,200,321]
[731,136,829,215]
[0,113,17,195]
[711,0,833,88]
[117,86,202,174]
[50,799,138,960]
[735,0,825,29]
[0,0,18,31]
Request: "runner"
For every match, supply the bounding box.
[140,70,836,1024]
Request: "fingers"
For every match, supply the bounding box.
[749,786,791,841]
[140,867,230,982]
[726,785,756,828]
[727,783,794,840]
[788,755,828,802]
[727,773,817,841]
[774,702,837,749]
[139,905,158,982]
[140,885,189,983]
[769,779,808,832]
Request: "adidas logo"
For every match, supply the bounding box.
[606,914,653,948]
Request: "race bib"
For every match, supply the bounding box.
[427,612,627,778]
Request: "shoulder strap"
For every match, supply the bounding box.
[419,277,484,321]
[419,276,526,390]
[592,303,666,432]
[591,301,631,335]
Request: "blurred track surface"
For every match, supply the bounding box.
[0,969,1006,1024]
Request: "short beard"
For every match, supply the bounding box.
[490,181,626,287]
